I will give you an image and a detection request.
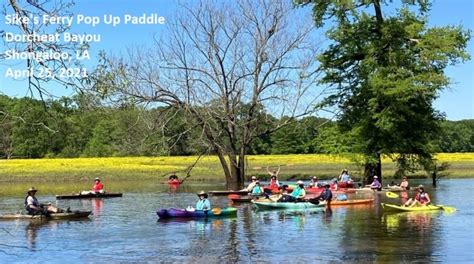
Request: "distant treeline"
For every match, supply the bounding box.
[1,95,473,158]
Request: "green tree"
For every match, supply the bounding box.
[297,0,471,182]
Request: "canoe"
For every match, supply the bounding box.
[381,203,444,212]
[330,198,374,206]
[228,194,274,203]
[208,190,249,196]
[56,192,123,200]
[156,207,237,219]
[251,200,326,210]
[0,211,92,220]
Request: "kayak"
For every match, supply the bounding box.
[382,186,408,192]
[306,187,355,194]
[208,190,249,196]
[251,200,326,210]
[0,211,92,220]
[330,198,374,206]
[156,207,237,219]
[228,194,275,203]
[56,192,123,200]
[381,203,445,212]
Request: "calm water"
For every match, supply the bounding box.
[0,179,473,263]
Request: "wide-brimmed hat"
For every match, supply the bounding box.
[27,187,38,193]
[94,177,100,181]
[197,191,208,197]
[373,176,378,179]
[418,185,424,190]
[312,176,318,180]
[297,180,304,185]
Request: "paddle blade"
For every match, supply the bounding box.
[386,192,399,198]
[212,208,222,215]
[438,205,456,213]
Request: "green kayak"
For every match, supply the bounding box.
[381,203,455,212]
[252,200,326,210]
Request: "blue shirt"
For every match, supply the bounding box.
[196,199,211,211]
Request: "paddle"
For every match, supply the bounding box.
[386,191,399,198]
[211,208,222,215]
[385,191,456,212]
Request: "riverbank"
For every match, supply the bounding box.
[0,153,473,182]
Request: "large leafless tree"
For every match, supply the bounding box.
[94,0,325,189]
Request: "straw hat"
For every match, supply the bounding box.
[197,191,208,197]
[297,180,304,185]
[94,177,100,181]
[27,187,38,193]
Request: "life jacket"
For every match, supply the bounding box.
[251,186,263,195]
[24,195,39,208]
[269,179,279,188]
[416,192,429,204]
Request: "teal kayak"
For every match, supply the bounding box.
[381,203,456,212]
[252,200,325,210]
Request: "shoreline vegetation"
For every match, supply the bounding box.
[1,153,473,183]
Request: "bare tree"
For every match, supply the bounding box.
[94,0,324,189]
[2,0,86,99]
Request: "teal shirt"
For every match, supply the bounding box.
[251,186,264,195]
[196,199,211,210]
[291,186,305,198]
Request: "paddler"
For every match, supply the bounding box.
[25,187,67,215]
[404,185,431,207]
[195,191,211,211]
[278,180,306,202]
[81,177,104,195]
[250,181,265,197]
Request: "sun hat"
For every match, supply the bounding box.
[95,177,100,181]
[312,176,318,180]
[373,176,378,179]
[297,180,304,185]
[418,185,424,190]
[27,187,38,193]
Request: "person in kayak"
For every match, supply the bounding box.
[241,176,258,191]
[267,165,281,179]
[399,177,409,190]
[308,176,320,188]
[339,169,352,183]
[195,191,211,211]
[365,175,382,190]
[314,183,333,209]
[25,187,67,215]
[168,173,179,183]
[269,175,280,189]
[404,185,431,207]
[278,180,306,202]
[81,178,104,195]
[251,181,265,197]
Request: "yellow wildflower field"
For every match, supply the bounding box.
[0,153,472,182]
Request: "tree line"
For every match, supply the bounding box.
[1,94,472,159]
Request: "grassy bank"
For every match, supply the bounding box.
[0,153,473,182]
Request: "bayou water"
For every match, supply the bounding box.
[0,179,473,263]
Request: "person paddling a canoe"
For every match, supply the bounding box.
[81,178,104,195]
[404,185,431,207]
[25,187,66,215]
[308,176,320,188]
[195,191,211,211]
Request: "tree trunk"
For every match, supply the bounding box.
[364,153,382,185]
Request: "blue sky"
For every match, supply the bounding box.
[1,0,472,120]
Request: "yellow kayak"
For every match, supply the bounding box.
[381,203,455,212]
